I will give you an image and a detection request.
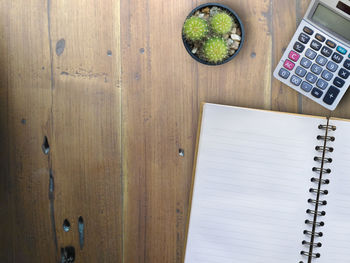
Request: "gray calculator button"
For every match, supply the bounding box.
[332,53,344,63]
[311,64,322,75]
[344,59,350,70]
[316,55,327,66]
[290,75,302,86]
[321,70,333,81]
[326,61,338,72]
[339,68,349,79]
[295,66,307,77]
[301,81,313,92]
[305,48,317,60]
[306,72,318,84]
[301,58,312,69]
[278,68,290,79]
[316,79,328,90]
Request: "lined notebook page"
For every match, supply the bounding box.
[317,119,350,263]
[184,104,326,263]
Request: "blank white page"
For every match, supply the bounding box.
[184,104,326,263]
[316,119,350,263]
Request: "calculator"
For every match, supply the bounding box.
[273,0,350,110]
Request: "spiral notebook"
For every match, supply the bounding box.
[184,103,350,263]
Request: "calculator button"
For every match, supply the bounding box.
[301,58,312,69]
[326,40,336,49]
[316,55,327,66]
[278,68,290,79]
[333,77,345,88]
[332,53,344,63]
[283,59,295,70]
[294,42,305,53]
[321,70,333,81]
[303,26,314,35]
[306,72,318,84]
[311,88,323,98]
[344,59,350,70]
[326,61,338,72]
[311,64,322,75]
[310,40,322,51]
[298,33,310,44]
[295,66,307,77]
[315,33,326,42]
[301,81,313,92]
[323,86,340,105]
[337,46,347,55]
[339,68,350,79]
[316,79,328,90]
[305,48,317,60]
[321,46,333,57]
[288,50,300,62]
[290,75,302,86]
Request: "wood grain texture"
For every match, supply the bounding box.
[271,0,300,112]
[121,0,292,262]
[48,0,122,262]
[0,0,122,262]
[2,0,350,262]
[0,1,57,262]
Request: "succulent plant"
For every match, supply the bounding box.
[183,16,209,41]
[203,37,228,63]
[210,12,233,35]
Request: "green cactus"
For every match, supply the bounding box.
[183,16,208,41]
[210,12,233,35]
[203,37,228,63]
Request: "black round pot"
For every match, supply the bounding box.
[182,3,245,66]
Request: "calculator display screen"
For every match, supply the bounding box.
[312,4,350,41]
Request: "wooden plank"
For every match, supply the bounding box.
[197,0,273,109]
[271,0,300,113]
[121,0,275,262]
[48,0,122,262]
[0,1,57,262]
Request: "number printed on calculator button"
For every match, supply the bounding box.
[310,40,322,51]
[301,81,313,92]
[301,58,312,68]
[290,75,302,86]
[316,79,328,90]
[311,88,323,98]
[311,64,322,75]
[316,55,327,66]
[295,66,307,77]
[323,86,340,105]
[339,68,350,79]
[298,33,310,44]
[305,48,317,60]
[333,77,345,88]
[294,42,305,53]
[278,68,290,79]
[322,70,333,81]
[326,61,338,72]
[321,46,333,57]
[306,72,318,84]
[332,53,344,63]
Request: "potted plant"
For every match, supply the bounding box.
[182,3,245,65]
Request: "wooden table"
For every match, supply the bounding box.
[1,0,349,262]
